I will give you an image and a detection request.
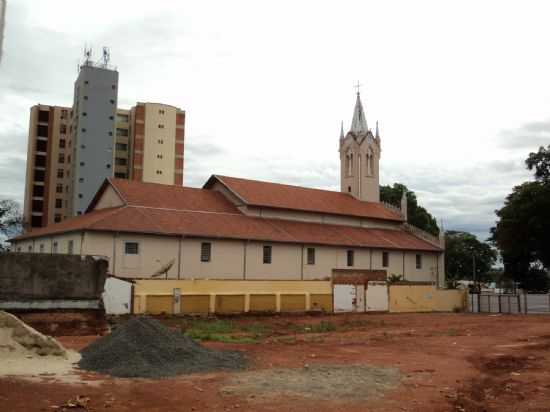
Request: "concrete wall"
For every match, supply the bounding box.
[0,253,107,300]
[388,285,467,312]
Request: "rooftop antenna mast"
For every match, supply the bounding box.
[83,45,92,66]
[101,46,110,68]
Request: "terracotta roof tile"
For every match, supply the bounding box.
[13,206,440,252]
[109,178,240,213]
[206,175,403,221]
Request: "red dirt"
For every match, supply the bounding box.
[2,313,550,412]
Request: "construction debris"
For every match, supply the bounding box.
[78,316,245,378]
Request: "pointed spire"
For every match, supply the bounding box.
[350,92,368,134]
[375,121,380,138]
[339,121,344,140]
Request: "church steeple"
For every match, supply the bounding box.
[339,88,381,203]
[350,92,368,134]
[339,121,344,140]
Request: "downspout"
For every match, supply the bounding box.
[112,232,117,277]
[402,251,406,280]
[301,244,304,280]
[243,240,248,280]
[177,235,183,280]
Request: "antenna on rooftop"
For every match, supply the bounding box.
[83,45,93,66]
[101,47,110,68]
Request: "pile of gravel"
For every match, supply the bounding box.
[78,317,245,378]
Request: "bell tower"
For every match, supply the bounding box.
[339,91,381,202]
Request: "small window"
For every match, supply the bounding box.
[117,114,129,122]
[125,242,139,255]
[81,128,86,132]
[201,242,211,262]
[56,184,63,193]
[83,95,88,100]
[82,112,87,117]
[57,169,64,179]
[307,247,315,265]
[114,172,126,178]
[346,250,354,267]
[158,124,164,129]
[116,128,129,137]
[109,115,114,120]
[84,80,89,85]
[112,85,116,90]
[157,154,163,159]
[52,242,58,253]
[58,153,65,163]
[106,164,111,169]
[33,185,45,197]
[78,194,83,199]
[159,109,165,115]
[55,198,63,208]
[110,99,115,104]
[416,254,422,269]
[263,245,272,264]
[68,240,74,255]
[115,158,127,166]
[116,143,128,151]
[382,252,389,268]
[60,124,67,134]
[80,162,85,167]
[54,214,61,223]
[59,139,66,148]
[39,244,44,253]
[156,170,163,175]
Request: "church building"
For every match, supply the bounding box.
[10,93,445,314]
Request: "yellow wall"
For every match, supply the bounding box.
[133,279,332,314]
[388,285,466,312]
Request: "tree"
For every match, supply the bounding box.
[526,144,550,182]
[380,183,439,236]
[445,230,497,283]
[490,146,550,291]
[0,199,23,252]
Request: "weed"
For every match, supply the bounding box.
[308,321,337,333]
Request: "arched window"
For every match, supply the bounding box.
[366,149,374,176]
[348,153,353,176]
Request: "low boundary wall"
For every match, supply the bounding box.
[133,279,333,315]
[389,285,466,312]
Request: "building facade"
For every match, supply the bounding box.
[23,105,71,228]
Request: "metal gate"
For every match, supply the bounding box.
[469,293,550,314]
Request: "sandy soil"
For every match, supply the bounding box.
[1,312,550,412]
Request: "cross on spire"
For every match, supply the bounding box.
[354,81,362,95]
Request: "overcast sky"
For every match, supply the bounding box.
[1,0,549,241]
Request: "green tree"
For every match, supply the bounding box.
[0,199,23,252]
[490,146,550,291]
[445,230,497,282]
[380,183,439,236]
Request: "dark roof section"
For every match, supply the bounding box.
[204,175,403,222]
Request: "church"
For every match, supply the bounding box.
[10,93,445,314]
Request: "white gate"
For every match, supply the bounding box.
[366,281,389,312]
[333,284,365,312]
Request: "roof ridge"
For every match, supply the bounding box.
[125,204,244,216]
[214,174,369,199]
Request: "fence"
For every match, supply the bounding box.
[469,293,550,314]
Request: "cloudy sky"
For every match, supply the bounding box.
[1,0,549,241]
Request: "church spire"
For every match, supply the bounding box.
[375,121,379,138]
[350,92,368,134]
[339,121,344,140]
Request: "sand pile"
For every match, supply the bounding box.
[0,311,80,379]
[79,317,245,378]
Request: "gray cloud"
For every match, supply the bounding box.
[498,119,550,150]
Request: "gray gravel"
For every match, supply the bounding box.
[78,317,245,378]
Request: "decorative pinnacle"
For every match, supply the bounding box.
[340,121,344,139]
[375,121,380,138]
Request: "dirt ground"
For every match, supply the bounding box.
[2,312,550,412]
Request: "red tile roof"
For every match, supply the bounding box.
[205,175,403,221]
[88,178,240,214]
[13,206,440,252]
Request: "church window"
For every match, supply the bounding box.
[382,252,389,267]
[201,242,211,262]
[366,150,374,176]
[307,248,315,265]
[346,250,354,267]
[347,153,353,176]
[416,254,422,269]
[263,245,272,264]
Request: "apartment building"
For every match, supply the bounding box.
[129,102,185,186]
[23,105,72,229]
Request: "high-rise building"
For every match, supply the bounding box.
[23,105,72,229]
[68,59,119,217]
[128,102,185,186]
